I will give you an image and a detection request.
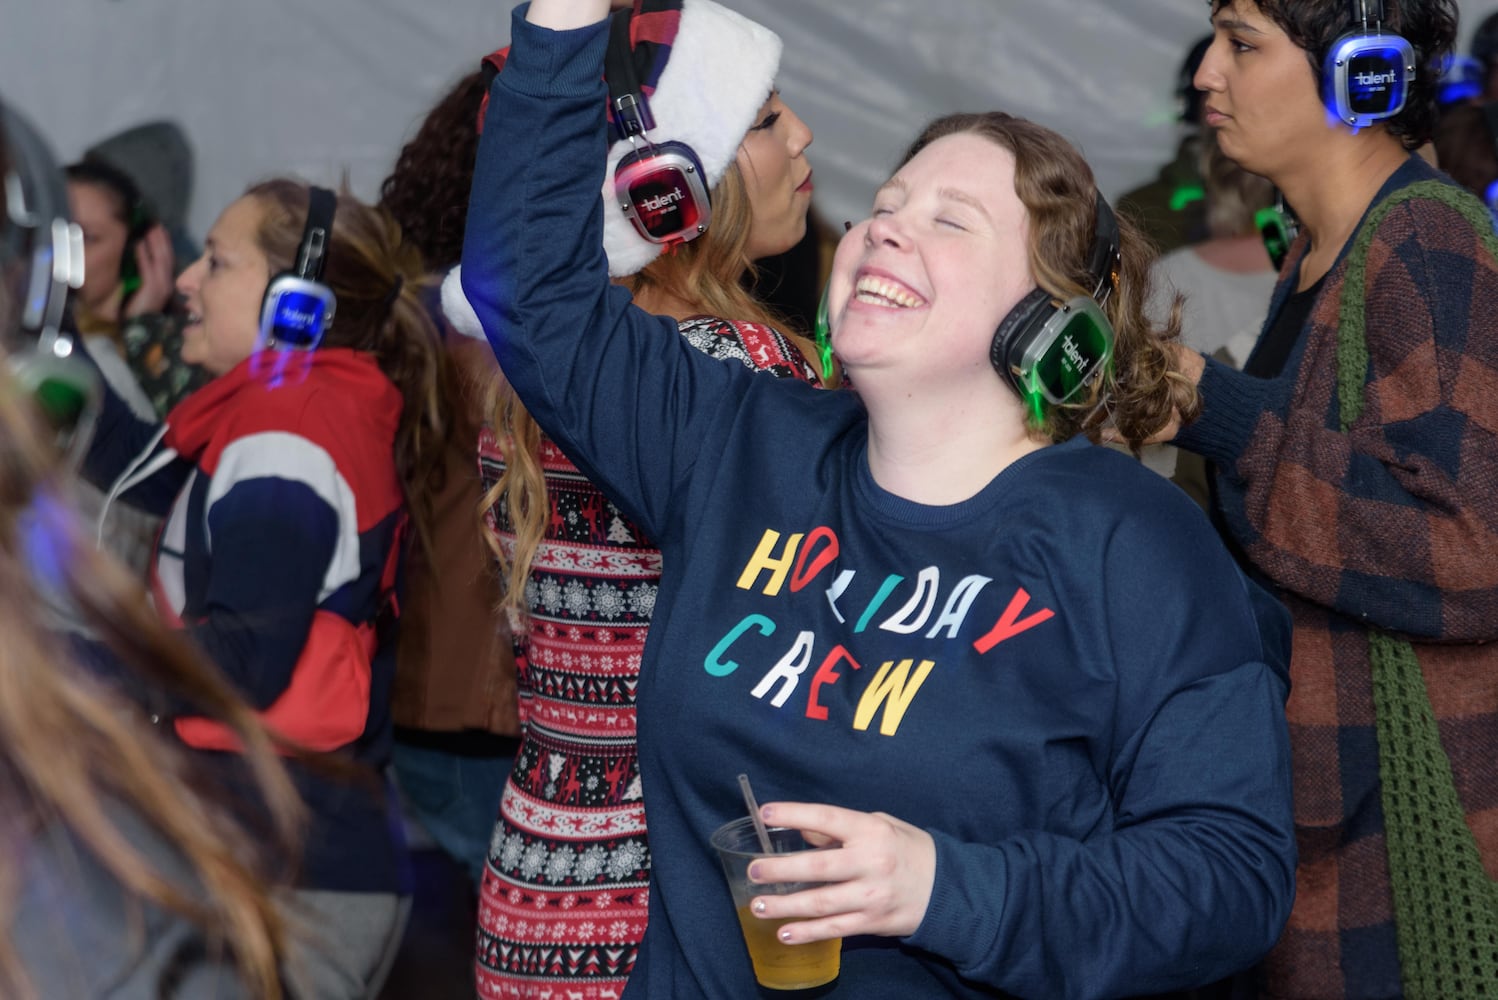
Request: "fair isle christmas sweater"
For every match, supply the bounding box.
[474,316,819,1000]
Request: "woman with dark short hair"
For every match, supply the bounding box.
[1156,0,1498,995]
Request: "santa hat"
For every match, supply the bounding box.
[444,0,782,340]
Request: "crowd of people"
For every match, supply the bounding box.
[2,0,1495,997]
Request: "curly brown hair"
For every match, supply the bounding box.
[898,112,1199,448]
[378,70,488,272]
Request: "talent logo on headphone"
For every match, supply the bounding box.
[1324,31,1415,127]
[1346,48,1408,113]
[615,142,711,245]
[268,289,329,350]
[1019,301,1114,407]
[253,275,335,386]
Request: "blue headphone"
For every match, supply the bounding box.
[257,186,337,352]
[1323,0,1416,129]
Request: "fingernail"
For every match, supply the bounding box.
[779,928,793,942]
[747,863,761,882]
[843,220,853,232]
[760,805,774,822]
[753,899,766,914]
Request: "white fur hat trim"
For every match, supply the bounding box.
[600,0,782,277]
[442,265,484,341]
[443,0,782,341]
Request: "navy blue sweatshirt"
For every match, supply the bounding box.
[460,10,1296,998]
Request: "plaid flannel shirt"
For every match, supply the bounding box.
[1176,155,1498,999]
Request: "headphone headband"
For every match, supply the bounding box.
[295,186,336,283]
[606,10,656,141]
[1085,192,1121,304]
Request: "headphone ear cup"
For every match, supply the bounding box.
[1321,25,1415,127]
[259,272,335,353]
[990,287,1053,393]
[614,141,713,245]
[259,273,286,336]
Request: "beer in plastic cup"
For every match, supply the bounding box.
[711,817,841,991]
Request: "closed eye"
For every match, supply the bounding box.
[749,111,781,132]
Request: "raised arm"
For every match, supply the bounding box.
[460,6,751,539]
[525,0,609,30]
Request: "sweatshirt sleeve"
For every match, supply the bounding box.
[1175,193,1498,642]
[460,10,750,540]
[905,502,1297,999]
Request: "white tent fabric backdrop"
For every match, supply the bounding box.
[3,0,1494,245]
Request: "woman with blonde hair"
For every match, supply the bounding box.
[80,176,449,998]
[440,0,827,994]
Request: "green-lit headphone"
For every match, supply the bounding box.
[1255,193,1300,271]
[1,98,99,459]
[990,193,1120,419]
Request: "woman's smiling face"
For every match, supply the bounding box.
[826,131,1035,391]
[176,196,273,376]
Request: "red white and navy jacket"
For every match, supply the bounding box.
[85,347,410,893]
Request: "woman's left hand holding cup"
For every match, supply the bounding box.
[748,801,936,944]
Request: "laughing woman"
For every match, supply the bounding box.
[453,1,1298,998]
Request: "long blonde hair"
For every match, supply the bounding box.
[0,361,303,998]
[481,161,821,621]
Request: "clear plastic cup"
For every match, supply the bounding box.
[710,817,841,991]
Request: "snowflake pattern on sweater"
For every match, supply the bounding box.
[474,315,820,1000]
